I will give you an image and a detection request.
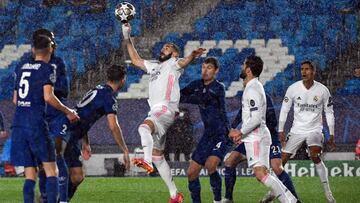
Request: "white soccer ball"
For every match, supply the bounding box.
[115,2,136,23]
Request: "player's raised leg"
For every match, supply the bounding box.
[133,120,155,173]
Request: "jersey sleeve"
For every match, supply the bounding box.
[240,89,264,135]
[278,85,294,132]
[103,92,118,115]
[144,60,158,74]
[323,87,335,135]
[173,58,183,71]
[42,64,56,86]
[54,58,69,98]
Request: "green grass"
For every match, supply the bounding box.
[0,177,359,203]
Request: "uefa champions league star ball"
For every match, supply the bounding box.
[115,2,136,23]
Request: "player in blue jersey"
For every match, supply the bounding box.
[180,57,232,203]
[222,93,299,203]
[30,28,71,203]
[11,34,79,203]
[58,65,130,202]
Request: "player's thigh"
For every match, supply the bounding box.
[204,155,221,173]
[69,167,85,184]
[224,150,246,168]
[11,128,38,167]
[30,128,56,164]
[244,136,270,169]
[187,160,202,180]
[306,132,324,149]
[147,105,175,135]
[283,133,306,155]
[64,139,83,169]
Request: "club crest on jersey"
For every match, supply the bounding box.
[250,99,255,106]
[313,96,318,102]
[284,97,289,103]
[297,96,301,100]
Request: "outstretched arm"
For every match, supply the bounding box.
[177,48,206,69]
[107,114,130,170]
[43,85,79,123]
[122,24,146,71]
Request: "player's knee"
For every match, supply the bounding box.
[253,166,267,182]
[224,158,234,168]
[187,168,198,181]
[205,163,217,174]
[310,153,321,164]
[138,124,150,134]
[71,174,84,186]
[272,165,283,176]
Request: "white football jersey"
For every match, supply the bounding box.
[278,80,335,135]
[241,78,270,141]
[144,58,183,112]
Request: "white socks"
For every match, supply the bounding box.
[138,124,153,163]
[315,161,332,194]
[153,155,177,198]
[262,174,297,203]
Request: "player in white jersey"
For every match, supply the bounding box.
[279,60,336,203]
[121,23,205,203]
[229,56,297,203]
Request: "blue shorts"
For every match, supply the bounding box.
[10,127,55,167]
[191,135,232,166]
[47,114,68,139]
[64,133,82,168]
[233,140,282,160]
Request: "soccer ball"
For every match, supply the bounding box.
[115,2,136,23]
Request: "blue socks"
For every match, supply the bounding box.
[46,176,59,203]
[277,170,298,199]
[209,171,222,201]
[23,179,36,203]
[57,155,69,202]
[224,166,237,200]
[38,170,47,203]
[188,178,201,203]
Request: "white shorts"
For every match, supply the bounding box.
[146,105,176,150]
[243,128,271,168]
[283,132,324,155]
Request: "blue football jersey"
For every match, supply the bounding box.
[12,60,55,129]
[180,79,230,136]
[45,56,69,119]
[68,84,118,139]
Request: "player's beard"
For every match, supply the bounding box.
[158,52,172,62]
[240,70,247,79]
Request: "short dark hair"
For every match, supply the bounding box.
[166,43,180,54]
[301,60,316,71]
[33,28,56,48]
[106,65,127,82]
[204,57,220,69]
[245,55,263,77]
[33,35,52,50]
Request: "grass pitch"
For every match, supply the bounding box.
[0,176,359,202]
